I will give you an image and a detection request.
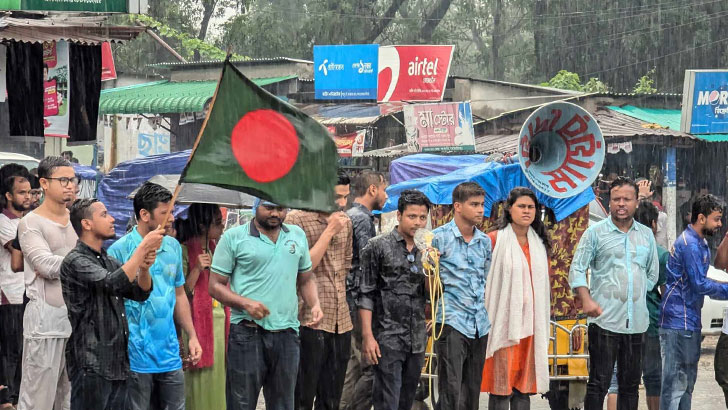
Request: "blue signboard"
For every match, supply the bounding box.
[681,70,728,134]
[314,44,379,100]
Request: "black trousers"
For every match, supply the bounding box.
[584,324,643,410]
[0,302,25,405]
[295,327,352,410]
[70,371,128,410]
[373,347,425,410]
[714,333,728,407]
[434,325,488,410]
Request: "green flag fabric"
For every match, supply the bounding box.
[180,60,338,212]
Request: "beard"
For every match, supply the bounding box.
[256,215,282,231]
[704,227,720,237]
[9,200,29,213]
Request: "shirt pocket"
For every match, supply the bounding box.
[633,245,650,270]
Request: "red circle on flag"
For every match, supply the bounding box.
[231,109,300,183]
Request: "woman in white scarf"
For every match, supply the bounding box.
[481,187,551,410]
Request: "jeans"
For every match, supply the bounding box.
[659,328,701,410]
[372,347,425,410]
[0,303,24,405]
[127,368,185,410]
[70,371,127,410]
[226,322,300,410]
[714,333,728,407]
[487,389,531,410]
[295,327,351,410]
[434,325,488,410]
[584,324,643,410]
[607,332,662,397]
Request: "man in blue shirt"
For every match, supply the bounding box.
[661,194,728,410]
[209,198,322,410]
[569,176,659,410]
[108,182,202,410]
[431,182,491,410]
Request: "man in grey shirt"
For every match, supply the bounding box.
[17,157,79,410]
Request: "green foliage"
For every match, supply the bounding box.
[546,70,584,91]
[633,68,658,94]
[583,77,609,93]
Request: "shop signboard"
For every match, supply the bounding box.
[378,45,454,102]
[681,69,728,134]
[403,101,475,152]
[43,41,70,138]
[0,0,143,12]
[314,44,379,100]
[333,130,366,157]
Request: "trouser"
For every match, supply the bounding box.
[0,303,24,405]
[340,312,374,410]
[70,370,127,410]
[127,368,185,410]
[17,336,71,410]
[714,332,728,408]
[295,327,351,410]
[659,328,701,410]
[583,324,642,410]
[372,347,425,410]
[226,322,300,410]
[434,325,488,410]
[608,332,663,397]
[487,389,531,410]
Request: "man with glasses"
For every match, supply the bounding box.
[209,198,322,410]
[358,190,430,410]
[17,156,79,410]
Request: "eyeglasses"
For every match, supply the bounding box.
[45,176,80,187]
[407,253,419,274]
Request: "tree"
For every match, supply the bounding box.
[633,68,658,94]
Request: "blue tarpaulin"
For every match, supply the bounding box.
[389,154,488,185]
[383,161,594,222]
[98,150,191,240]
[73,164,101,180]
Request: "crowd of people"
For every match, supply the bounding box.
[1,156,728,410]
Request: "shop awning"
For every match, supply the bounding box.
[0,16,146,44]
[99,76,296,115]
[607,105,728,142]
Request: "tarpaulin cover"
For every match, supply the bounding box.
[389,154,487,185]
[98,150,191,240]
[73,163,100,180]
[382,161,595,222]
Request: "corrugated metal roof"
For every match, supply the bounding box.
[597,107,693,139]
[99,76,296,114]
[606,105,728,142]
[0,17,144,44]
[148,57,313,69]
[298,103,403,126]
[475,133,519,154]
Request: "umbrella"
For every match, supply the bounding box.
[128,174,256,209]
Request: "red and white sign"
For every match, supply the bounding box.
[377,45,454,102]
[101,42,117,81]
[333,130,366,157]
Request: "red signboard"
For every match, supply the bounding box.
[101,42,117,81]
[377,45,454,102]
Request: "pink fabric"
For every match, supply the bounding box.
[186,238,230,369]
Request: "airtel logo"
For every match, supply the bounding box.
[408,57,439,76]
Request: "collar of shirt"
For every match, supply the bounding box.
[447,220,487,243]
[605,216,639,234]
[75,240,108,259]
[683,224,708,247]
[249,221,290,238]
[351,202,374,217]
[1,208,19,220]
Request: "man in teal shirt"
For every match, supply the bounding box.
[569,177,659,410]
[209,198,322,410]
[108,182,202,410]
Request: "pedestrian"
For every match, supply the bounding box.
[481,187,551,410]
[0,164,32,409]
[108,182,202,410]
[16,156,79,410]
[569,176,659,410]
[358,189,430,410]
[209,198,322,410]
[430,182,491,410]
[173,203,228,410]
[61,199,163,410]
[9,175,41,275]
[661,194,728,410]
[606,199,668,410]
[341,170,388,410]
[286,170,353,410]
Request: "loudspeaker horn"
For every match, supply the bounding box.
[518,101,605,198]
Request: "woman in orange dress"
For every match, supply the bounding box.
[482,187,551,410]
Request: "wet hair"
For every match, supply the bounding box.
[133,182,172,219]
[397,189,431,214]
[337,169,351,186]
[0,164,30,198]
[70,198,99,236]
[29,175,40,189]
[452,182,485,204]
[37,156,72,179]
[609,176,638,198]
[351,171,386,198]
[691,194,725,224]
[635,199,659,229]
[174,203,221,243]
[494,187,551,252]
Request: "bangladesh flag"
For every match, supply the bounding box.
[180,59,338,212]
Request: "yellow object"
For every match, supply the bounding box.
[548,319,588,376]
[422,245,444,409]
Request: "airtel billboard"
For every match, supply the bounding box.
[378,45,454,102]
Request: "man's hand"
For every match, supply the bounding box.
[638,180,654,200]
[582,297,603,317]
[307,303,324,328]
[243,299,270,320]
[141,250,156,270]
[140,226,165,253]
[187,337,203,365]
[197,253,212,270]
[326,212,348,235]
[362,334,381,365]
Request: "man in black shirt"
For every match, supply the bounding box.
[60,198,164,410]
[358,189,430,410]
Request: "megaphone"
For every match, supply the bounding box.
[518,101,605,198]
